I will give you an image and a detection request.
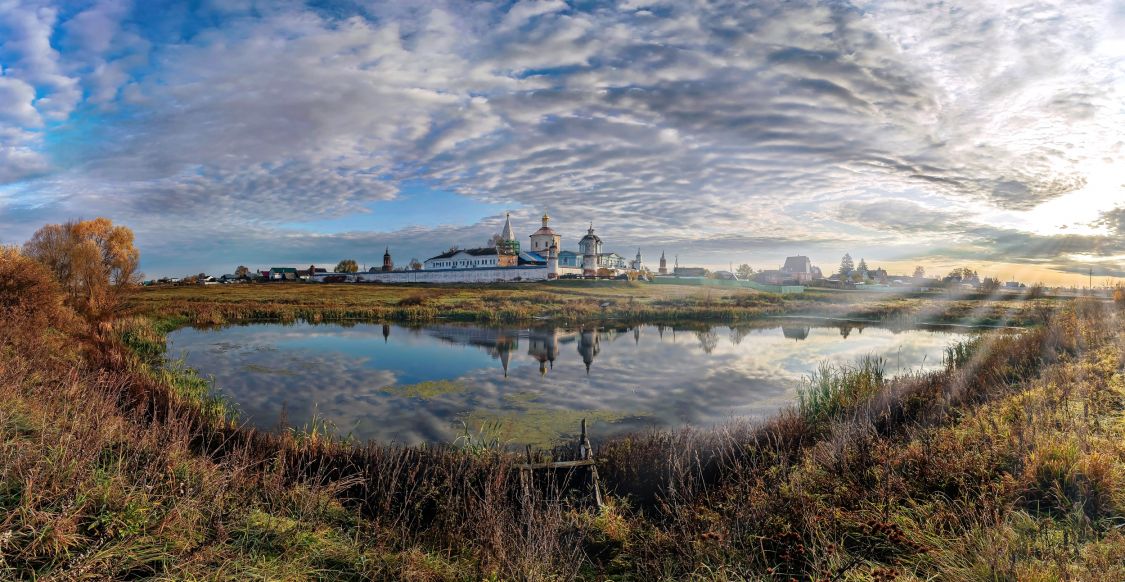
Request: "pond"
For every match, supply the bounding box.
[167,321,968,446]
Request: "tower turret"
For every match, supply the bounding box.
[547,241,559,279]
[497,212,520,258]
[578,223,602,278]
[382,247,393,272]
[658,251,668,275]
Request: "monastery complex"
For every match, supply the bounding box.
[312,212,648,284]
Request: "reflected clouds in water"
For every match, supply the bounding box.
[168,321,965,445]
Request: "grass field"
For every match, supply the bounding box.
[128,280,1065,329]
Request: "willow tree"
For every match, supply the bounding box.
[23,218,140,321]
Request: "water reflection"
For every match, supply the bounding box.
[167,321,967,446]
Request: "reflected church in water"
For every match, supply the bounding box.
[378,320,884,377]
[169,319,965,445]
[372,319,922,380]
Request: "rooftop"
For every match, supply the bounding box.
[425,247,500,261]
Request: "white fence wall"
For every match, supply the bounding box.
[312,266,550,284]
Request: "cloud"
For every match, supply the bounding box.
[835,198,1125,278]
[0,77,40,126]
[168,320,961,444]
[0,0,1121,279]
[0,1,81,120]
[1096,206,1125,235]
[498,0,569,33]
[834,199,960,237]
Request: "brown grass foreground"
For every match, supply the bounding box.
[4,247,1125,580]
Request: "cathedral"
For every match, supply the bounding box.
[398,212,646,282]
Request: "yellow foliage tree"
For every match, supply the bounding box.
[23,218,140,321]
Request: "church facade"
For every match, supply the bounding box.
[313,212,642,284]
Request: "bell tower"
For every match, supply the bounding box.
[382,247,393,272]
[529,211,561,255]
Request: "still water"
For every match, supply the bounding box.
[167,321,965,446]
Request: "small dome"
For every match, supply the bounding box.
[579,225,602,245]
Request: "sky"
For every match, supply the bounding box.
[0,0,1123,284]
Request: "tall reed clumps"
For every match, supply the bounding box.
[797,356,886,428]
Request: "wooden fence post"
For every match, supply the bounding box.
[514,420,604,509]
[580,419,605,509]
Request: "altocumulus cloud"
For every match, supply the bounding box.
[0,0,1121,278]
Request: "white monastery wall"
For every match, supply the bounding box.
[312,266,550,284]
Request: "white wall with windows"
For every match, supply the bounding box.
[423,250,501,270]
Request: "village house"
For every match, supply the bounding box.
[267,267,298,281]
[673,267,708,277]
[779,255,822,283]
[753,269,786,285]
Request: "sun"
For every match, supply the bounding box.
[991,171,1123,237]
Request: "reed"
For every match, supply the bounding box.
[797,357,887,427]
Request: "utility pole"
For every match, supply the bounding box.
[1090,267,1093,289]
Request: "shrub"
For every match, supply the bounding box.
[0,246,76,347]
[397,294,429,307]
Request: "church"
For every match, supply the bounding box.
[422,213,553,271]
[314,212,642,284]
[421,212,638,279]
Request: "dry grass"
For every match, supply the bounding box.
[4,246,1125,579]
[130,281,1064,331]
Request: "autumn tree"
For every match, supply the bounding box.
[946,267,979,282]
[486,233,504,247]
[335,259,359,273]
[409,258,423,270]
[235,265,250,279]
[23,218,140,321]
[913,266,926,279]
[736,263,754,280]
